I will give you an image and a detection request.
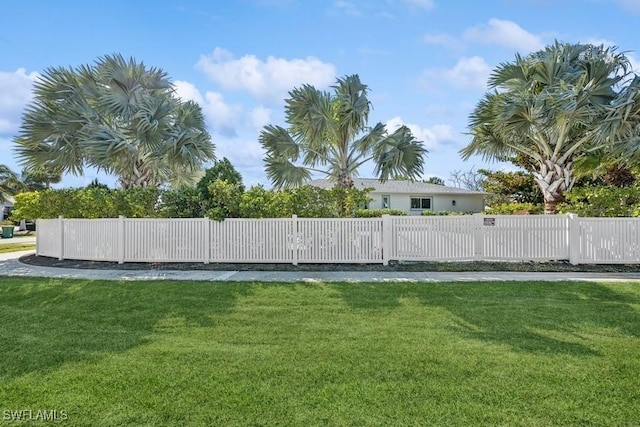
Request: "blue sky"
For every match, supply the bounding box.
[1,0,639,188]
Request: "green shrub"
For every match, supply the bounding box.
[239,185,291,218]
[434,210,468,216]
[239,185,371,218]
[12,187,159,219]
[157,186,205,218]
[205,180,243,221]
[485,202,543,215]
[559,186,640,217]
[355,209,406,217]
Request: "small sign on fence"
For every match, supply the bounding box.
[483,218,495,226]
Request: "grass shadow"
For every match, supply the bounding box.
[334,281,640,356]
[0,277,252,381]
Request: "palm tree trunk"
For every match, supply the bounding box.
[533,160,574,214]
[337,172,354,189]
[120,162,155,189]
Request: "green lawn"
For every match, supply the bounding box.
[0,243,36,254]
[1,278,639,426]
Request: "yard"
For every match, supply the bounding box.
[1,278,639,426]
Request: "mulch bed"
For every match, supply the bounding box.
[18,254,640,273]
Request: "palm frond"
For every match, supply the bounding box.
[372,125,426,182]
[259,125,302,160]
[13,54,213,188]
[264,156,312,189]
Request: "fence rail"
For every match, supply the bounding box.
[35,214,640,265]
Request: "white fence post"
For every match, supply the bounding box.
[35,219,40,256]
[473,213,484,261]
[382,215,392,266]
[292,215,298,266]
[568,213,580,265]
[204,217,210,264]
[118,215,125,264]
[58,215,64,261]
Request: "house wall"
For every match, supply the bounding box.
[369,193,484,214]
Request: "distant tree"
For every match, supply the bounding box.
[0,165,23,203]
[194,158,244,218]
[196,158,244,197]
[448,168,484,191]
[424,176,445,185]
[461,42,640,213]
[86,178,110,190]
[260,74,426,189]
[478,169,542,204]
[21,167,62,191]
[15,54,215,189]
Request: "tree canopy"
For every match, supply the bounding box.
[0,165,23,203]
[14,54,215,189]
[260,74,426,189]
[461,41,640,213]
[196,157,245,196]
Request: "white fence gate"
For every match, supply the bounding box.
[35,214,640,265]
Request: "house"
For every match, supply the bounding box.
[309,178,487,215]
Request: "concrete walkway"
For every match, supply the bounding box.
[1,251,640,282]
[0,236,37,263]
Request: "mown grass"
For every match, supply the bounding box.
[0,243,35,254]
[0,278,639,426]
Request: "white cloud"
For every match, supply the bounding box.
[420,56,491,91]
[174,80,205,105]
[174,80,242,137]
[214,135,268,186]
[464,18,544,53]
[0,68,38,134]
[248,106,272,131]
[421,32,462,50]
[202,92,242,137]
[196,47,336,104]
[385,116,455,151]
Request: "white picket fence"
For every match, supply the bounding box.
[35,214,640,265]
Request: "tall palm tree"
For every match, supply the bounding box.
[461,42,639,214]
[260,74,426,189]
[15,54,215,189]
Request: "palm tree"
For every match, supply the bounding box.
[0,165,23,203]
[15,54,215,189]
[260,74,426,189]
[460,42,639,214]
[21,166,62,191]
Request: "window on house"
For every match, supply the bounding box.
[382,195,390,209]
[410,197,431,210]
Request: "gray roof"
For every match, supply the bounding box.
[309,178,488,195]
